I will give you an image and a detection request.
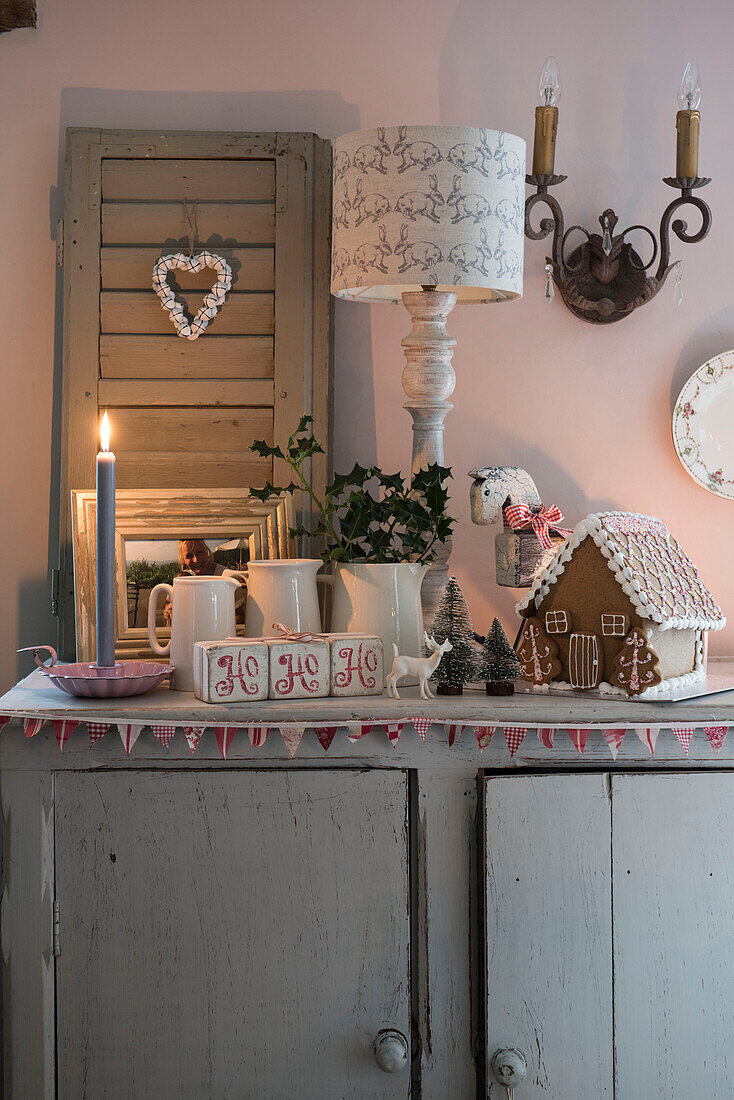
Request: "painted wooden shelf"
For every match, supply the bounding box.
[3,660,734,727]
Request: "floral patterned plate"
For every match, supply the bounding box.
[673,349,734,500]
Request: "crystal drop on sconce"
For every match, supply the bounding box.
[538,56,561,106]
[544,263,555,301]
[678,61,701,110]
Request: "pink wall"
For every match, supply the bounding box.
[1,0,733,689]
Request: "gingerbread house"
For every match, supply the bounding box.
[515,512,726,697]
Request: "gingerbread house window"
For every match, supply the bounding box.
[601,612,629,636]
[545,609,570,634]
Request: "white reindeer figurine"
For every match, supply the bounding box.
[386,632,453,701]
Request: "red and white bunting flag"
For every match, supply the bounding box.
[411,717,431,741]
[474,725,496,751]
[213,727,238,759]
[384,722,404,746]
[504,726,527,758]
[0,715,12,734]
[672,726,695,756]
[345,722,370,742]
[445,723,464,747]
[281,726,305,758]
[636,727,659,757]
[151,724,176,748]
[53,719,79,752]
[704,726,728,755]
[118,723,143,757]
[87,721,110,746]
[346,722,373,742]
[568,728,590,755]
[183,726,205,753]
[537,727,557,749]
[602,728,627,760]
[314,726,338,752]
[248,726,269,748]
[23,717,45,738]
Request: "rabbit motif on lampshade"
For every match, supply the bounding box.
[330,125,525,302]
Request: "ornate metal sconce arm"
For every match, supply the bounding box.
[524,174,566,272]
[656,178,712,283]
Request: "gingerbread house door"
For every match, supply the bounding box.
[568,632,602,689]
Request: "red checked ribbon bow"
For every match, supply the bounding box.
[504,504,571,551]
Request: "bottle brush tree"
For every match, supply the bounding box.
[477,617,521,695]
[429,575,479,695]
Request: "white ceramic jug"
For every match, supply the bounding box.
[240,559,324,637]
[148,575,240,691]
[327,563,429,677]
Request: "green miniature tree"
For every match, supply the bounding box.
[477,617,520,695]
[429,575,480,695]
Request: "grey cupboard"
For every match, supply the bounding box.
[4,675,734,1097]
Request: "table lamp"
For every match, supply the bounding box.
[330,125,525,618]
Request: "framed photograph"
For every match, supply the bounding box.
[71,489,295,662]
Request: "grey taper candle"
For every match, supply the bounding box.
[96,412,116,667]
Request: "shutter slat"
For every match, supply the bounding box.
[102,202,275,245]
[109,407,273,453]
[99,335,274,378]
[101,247,274,290]
[99,379,275,407]
[116,452,272,490]
[101,292,274,334]
[101,159,275,201]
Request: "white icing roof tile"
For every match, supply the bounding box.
[516,511,726,631]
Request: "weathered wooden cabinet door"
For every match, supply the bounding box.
[55,770,410,1099]
[484,774,614,1098]
[613,773,734,1100]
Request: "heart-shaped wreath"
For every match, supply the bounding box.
[152,251,233,340]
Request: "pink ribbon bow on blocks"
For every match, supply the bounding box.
[504,503,572,552]
[271,622,327,643]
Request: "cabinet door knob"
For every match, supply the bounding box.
[491,1047,527,1088]
[373,1028,409,1073]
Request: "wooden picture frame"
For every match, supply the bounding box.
[71,488,295,662]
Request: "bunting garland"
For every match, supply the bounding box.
[1,716,732,759]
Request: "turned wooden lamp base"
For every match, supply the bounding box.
[401,289,457,628]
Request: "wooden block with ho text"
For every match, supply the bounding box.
[193,640,269,703]
[328,634,384,697]
[268,639,330,700]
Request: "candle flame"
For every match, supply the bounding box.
[100,411,111,452]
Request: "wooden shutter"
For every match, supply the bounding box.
[58,128,332,656]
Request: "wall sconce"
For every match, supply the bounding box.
[525,58,712,324]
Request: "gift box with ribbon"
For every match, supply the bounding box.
[496,503,572,587]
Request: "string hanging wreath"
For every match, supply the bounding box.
[151,200,233,340]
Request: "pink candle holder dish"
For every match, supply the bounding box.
[19,646,174,699]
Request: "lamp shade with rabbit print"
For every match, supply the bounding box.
[330,125,525,302]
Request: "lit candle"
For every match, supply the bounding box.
[532,56,561,177]
[96,412,116,667]
[676,60,701,179]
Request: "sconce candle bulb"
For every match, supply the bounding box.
[532,56,560,177]
[676,61,701,179]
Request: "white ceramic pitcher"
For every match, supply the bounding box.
[326,562,429,670]
[240,559,324,638]
[148,575,240,691]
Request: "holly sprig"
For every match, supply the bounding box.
[249,416,454,564]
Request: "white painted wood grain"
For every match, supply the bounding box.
[55,770,411,1099]
[485,774,613,1098]
[613,773,734,1099]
